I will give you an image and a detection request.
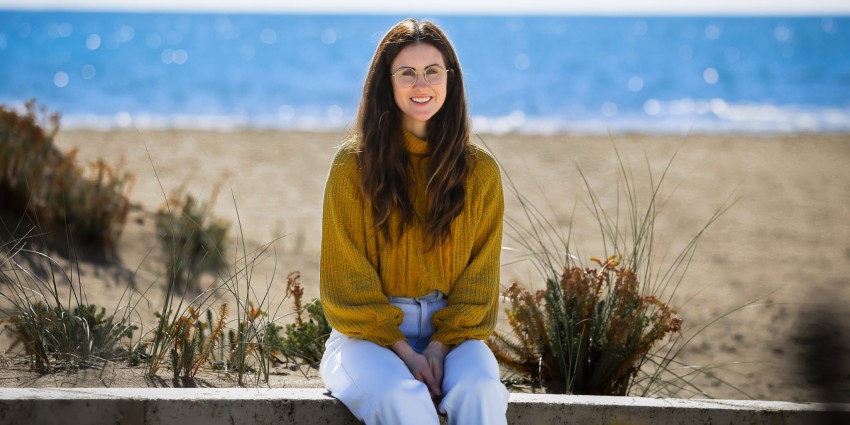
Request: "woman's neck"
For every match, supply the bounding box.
[403,119,427,140]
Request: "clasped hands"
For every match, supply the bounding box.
[390,339,450,399]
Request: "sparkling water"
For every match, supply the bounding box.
[1,12,848,133]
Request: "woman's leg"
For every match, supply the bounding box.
[438,339,509,425]
[320,330,440,425]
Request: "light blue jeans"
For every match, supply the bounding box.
[389,290,447,353]
[320,291,508,425]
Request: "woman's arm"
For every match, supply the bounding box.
[319,145,406,347]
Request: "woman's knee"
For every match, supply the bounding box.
[444,340,501,381]
[441,342,507,411]
[446,375,507,401]
[439,375,509,423]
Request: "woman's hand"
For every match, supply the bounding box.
[422,340,449,392]
[390,340,441,398]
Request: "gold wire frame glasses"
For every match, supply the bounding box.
[391,65,451,88]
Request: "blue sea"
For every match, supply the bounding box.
[1,11,849,134]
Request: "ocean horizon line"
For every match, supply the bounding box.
[11,102,846,136]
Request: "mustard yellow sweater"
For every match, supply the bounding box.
[319,130,504,347]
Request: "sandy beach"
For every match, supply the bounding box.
[2,128,848,402]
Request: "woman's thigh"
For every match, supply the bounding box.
[321,330,440,424]
[321,330,416,394]
[442,339,502,388]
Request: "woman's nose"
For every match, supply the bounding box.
[414,74,428,87]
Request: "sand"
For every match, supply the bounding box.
[1,128,848,402]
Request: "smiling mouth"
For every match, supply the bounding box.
[411,96,432,104]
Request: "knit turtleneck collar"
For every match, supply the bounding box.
[402,129,430,156]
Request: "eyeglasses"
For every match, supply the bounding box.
[391,65,451,88]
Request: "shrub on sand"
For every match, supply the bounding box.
[155,188,229,294]
[487,140,732,397]
[278,271,331,366]
[490,257,682,395]
[0,100,133,246]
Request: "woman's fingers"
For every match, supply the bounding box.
[412,358,441,397]
[420,366,441,397]
[423,340,448,394]
[428,357,443,390]
[391,339,444,397]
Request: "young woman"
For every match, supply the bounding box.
[319,18,508,425]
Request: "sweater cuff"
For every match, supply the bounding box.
[430,330,473,348]
[370,325,407,348]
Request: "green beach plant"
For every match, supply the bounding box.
[487,138,733,397]
[0,237,138,371]
[163,304,227,382]
[278,271,331,366]
[155,187,229,294]
[221,300,278,379]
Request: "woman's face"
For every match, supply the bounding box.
[390,43,448,139]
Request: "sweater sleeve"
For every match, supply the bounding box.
[319,145,405,347]
[431,150,504,346]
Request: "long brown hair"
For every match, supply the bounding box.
[356,18,470,246]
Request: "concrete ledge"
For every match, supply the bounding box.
[0,387,847,425]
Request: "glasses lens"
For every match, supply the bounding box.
[424,66,446,85]
[395,68,417,87]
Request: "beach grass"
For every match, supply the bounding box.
[0,237,138,371]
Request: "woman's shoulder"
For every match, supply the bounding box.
[467,142,501,180]
[325,138,362,186]
[334,137,359,158]
[330,137,360,167]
